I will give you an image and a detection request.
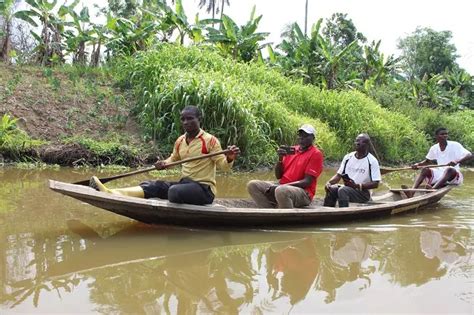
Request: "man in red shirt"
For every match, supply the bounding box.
[247,124,324,208]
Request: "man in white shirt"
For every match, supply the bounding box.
[406,127,472,196]
[323,134,382,208]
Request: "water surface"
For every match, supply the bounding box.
[1,168,473,313]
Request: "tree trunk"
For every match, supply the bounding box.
[90,39,101,67]
[304,0,308,36]
[0,19,12,62]
[212,2,215,26]
[51,27,64,64]
[220,0,225,19]
[74,41,86,65]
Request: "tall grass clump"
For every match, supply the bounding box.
[114,44,429,164]
[289,90,429,162]
[115,46,340,166]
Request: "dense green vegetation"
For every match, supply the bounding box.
[116,45,429,164]
[1,0,472,167]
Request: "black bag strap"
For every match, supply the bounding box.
[367,156,373,181]
[342,156,351,174]
[343,154,373,181]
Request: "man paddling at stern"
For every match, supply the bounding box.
[403,127,472,198]
[91,105,240,205]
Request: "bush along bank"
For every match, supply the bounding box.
[115,44,431,166]
[2,46,471,168]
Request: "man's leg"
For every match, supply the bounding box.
[274,185,311,208]
[337,186,370,207]
[413,168,433,188]
[168,181,214,205]
[91,176,145,198]
[405,168,433,198]
[247,180,276,208]
[323,185,340,207]
[432,167,458,189]
[140,180,172,199]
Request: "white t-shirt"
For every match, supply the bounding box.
[337,152,382,184]
[426,141,470,171]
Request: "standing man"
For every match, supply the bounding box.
[405,127,472,196]
[324,134,381,208]
[91,105,240,205]
[247,124,324,208]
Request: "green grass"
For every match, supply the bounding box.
[114,44,429,165]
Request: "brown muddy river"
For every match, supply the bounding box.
[1,167,473,314]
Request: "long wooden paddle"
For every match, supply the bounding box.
[74,149,231,186]
[380,164,449,175]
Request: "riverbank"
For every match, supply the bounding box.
[0,64,161,166]
[1,63,472,169]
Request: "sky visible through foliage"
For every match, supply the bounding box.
[89,0,474,73]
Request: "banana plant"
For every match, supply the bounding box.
[60,0,94,65]
[409,69,473,110]
[276,21,319,82]
[158,0,218,45]
[317,35,358,89]
[14,0,69,65]
[443,69,473,95]
[104,6,160,57]
[277,20,358,89]
[361,40,402,90]
[411,74,449,109]
[205,5,269,62]
[441,69,473,109]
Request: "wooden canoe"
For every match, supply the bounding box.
[49,180,453,227]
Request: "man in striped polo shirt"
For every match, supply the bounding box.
[91,106,240,205]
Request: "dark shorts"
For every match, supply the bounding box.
[139,177,214,205]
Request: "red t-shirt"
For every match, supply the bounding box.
[279,145,324,200]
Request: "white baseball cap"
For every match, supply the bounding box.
[298,124,316,135]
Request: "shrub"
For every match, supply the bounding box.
[115,44,429,165]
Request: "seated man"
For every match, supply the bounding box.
[404,127,472,197]
[247,124,324,208]
[91,105,240,205]
[324,133,381,208]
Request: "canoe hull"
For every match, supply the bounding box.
[49,180,452,227]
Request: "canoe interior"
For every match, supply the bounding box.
[48,180,453,228]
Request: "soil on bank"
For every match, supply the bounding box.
[1,64,141,142]
[0,64,156,166]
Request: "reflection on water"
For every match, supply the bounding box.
[1,168,473,313]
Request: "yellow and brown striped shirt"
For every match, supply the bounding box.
[164,129,233,195]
